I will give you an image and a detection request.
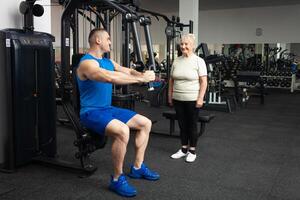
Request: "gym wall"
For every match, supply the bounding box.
[0,0,22,30]
[34,0,52,33]
[199,4,300,44]
[0,0,51,34]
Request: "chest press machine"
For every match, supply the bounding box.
[58,0,159,174]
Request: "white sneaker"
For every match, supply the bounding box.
[185,153,197,163]
[170,149,188,159]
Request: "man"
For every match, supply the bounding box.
[76,28,159,197]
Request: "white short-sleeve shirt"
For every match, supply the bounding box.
[170,54,207,101]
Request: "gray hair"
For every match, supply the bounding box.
[180,33,196,49]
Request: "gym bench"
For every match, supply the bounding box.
[162,110,215,136]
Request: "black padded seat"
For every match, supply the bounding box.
[162,110,215,136]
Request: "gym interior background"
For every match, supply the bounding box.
[0,0,300,199]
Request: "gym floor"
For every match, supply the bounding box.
[0,90,299,200]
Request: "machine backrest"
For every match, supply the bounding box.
[70,53,107,149]
[71,53,85,116]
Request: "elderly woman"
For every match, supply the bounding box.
[168,34,208,163]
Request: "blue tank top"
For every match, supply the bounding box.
[77,54,114,115]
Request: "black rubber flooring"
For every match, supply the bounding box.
[0,90,299,200]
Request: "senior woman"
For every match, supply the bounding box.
[168,34,208,163]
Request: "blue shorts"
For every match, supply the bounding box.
[80,106,137,135]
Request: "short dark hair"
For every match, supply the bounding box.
[88,28,107,44]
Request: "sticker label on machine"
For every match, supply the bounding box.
[6,39,10,47]
[66,38,70,47]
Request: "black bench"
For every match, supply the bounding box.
[234,71,265,106]
[162,110,215,136]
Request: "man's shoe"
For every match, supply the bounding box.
[185,152,197,163]
[170,149,188,159]
[128,163,160,181]
[109,174,137,197]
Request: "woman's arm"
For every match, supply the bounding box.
[168,78,174,106]
[196,76,208,108]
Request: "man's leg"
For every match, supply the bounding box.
[126,114,152,168]
[105,119,130,179]
[81,109,137,197]
[126,114,159,180]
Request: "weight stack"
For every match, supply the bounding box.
[112,93,136,110]
[0,29,57,172]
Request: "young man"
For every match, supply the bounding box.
[77,28,159,197]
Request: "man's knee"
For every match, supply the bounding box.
[144,117,152,130]
[106,120,130,144]
[115,124,130,144]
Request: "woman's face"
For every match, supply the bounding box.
[180,38,194,56]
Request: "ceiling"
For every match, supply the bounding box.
[200,0,300,10]
[139,0,300,13]
[51,0,300,12]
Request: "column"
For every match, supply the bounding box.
[179,0,199,45]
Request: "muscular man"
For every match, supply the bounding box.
[77,28,159,197]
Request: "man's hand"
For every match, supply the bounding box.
[142,70,155,82]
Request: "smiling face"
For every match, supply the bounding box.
[180,34,195,57]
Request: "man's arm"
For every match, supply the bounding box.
[77,60,154,85]
[111,60,143,76]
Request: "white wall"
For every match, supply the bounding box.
[35,0,52,33]
[0,0,51,33]
[179,0,198,44]
[51,4,63,61]
[0,0,23,29]
[199,5,300,44]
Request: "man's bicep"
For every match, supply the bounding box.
[80,60,107,81]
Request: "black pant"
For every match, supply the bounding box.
[173,100,199,147]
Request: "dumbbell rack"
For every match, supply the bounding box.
[260,74,295,92]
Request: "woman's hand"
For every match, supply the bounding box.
[168,97,173,107]
[196,99,204,108]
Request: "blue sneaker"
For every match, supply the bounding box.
[128,163,160,181]
[109,174,137,197]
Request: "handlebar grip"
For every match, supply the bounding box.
[148,82,154,91]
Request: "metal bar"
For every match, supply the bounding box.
[137,7,171,23]
[189,20,193,33]
[61,0,79,101]
[73,9,79,54]
[130,19,143,62]
[90,0,127,14]
[122,17,130,94]
[140,16,156,71]
[104,10,110,58]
